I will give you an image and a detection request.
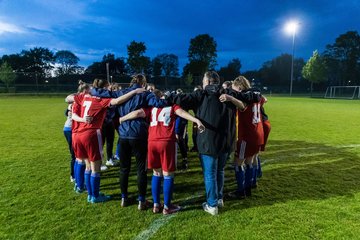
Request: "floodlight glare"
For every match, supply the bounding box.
[285,21,299,35]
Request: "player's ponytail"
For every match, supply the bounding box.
[78,80,90,93]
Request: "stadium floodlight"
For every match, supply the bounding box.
[284,21,299,96]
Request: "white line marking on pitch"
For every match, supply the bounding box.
[134,192,203,240]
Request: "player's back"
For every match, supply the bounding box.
[147,105,180,142]
[238,98,265,145]
[74,94,111,132]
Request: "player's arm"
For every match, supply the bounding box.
[219,94,245,110]
[119,109,146,124]
[227,88,261,104]
[168,90,202,110]
[65,93,76,103]
[110,88,146,106]
[174,108,205,133]
[71,112,93,123]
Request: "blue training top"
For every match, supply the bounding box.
[91,84,169,140]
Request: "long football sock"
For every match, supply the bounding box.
[244,164,253,190]
[73,161,78,184]
[257,156,262,178]
[252,166,257,186]
[75,161,86,190]
[163,176,174,208]
[151,175,162,205]
[90,172,101,198]
[234,165,245,193]
[85,170,92,196]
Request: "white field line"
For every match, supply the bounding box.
[134,192,203,240]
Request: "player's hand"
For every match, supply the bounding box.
[219,94,231,102]
[119,117,123,124]
[196,120,205,133]
[134,88,146,94]
[85,116,93,123]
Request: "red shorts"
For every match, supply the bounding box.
[147,141,177,172]
[72,129,103,162]
[235,140,261,159]
[261,120,271,151]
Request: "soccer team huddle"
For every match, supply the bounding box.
[63,71,271,216]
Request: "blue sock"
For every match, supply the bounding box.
[163,176,174,208]
[85,170,92,196]
[152,175,162,204]
[90,172,101,198]
[252,166,257,186]
[73,161,78,183]
[75,161,85,190]
[121,193,128,199]
[257,157,262,178]
[244,165,253,189]
[115,142,120,158]
[234,165,245,192]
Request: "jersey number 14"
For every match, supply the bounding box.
[150,107,172,127]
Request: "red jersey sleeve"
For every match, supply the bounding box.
[72,101,81,115]
[73,94,84,105]
[173,104,181,112]
[100,98,112,108]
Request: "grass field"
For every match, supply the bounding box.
[1,96,360,240]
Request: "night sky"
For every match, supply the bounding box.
[0,0,359,71]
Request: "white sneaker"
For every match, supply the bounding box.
[100,165,108,171]
[218,199,224,208]
[202,202,218,216]
[106,159,115,166]
[70,176,75,183]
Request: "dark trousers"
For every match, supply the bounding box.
[119,139,147,198]
[63,130,75,178]
[177,136,188,159]
[192,123,198,150]
[102,121,115,160]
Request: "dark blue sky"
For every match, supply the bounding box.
[0,0,359,71]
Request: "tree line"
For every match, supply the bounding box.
[0,31,359,92]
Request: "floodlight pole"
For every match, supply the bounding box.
[290,31,295,96]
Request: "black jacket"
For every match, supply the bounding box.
[170,84,261,156]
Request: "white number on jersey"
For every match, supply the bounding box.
[252,103,261,124]
[150,107,172,127]
[83,101,92,117]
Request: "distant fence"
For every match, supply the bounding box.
[0,73,202,94]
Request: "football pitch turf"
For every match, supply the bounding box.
[1,96,360,239]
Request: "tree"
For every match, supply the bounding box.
[0,62,16,91]
[85,53,127,75]
[127,41,151,74]
[21,47,54,77]
[152,54,179,77]
[302,50,327,95]
[185,34,217,76]
[152,57,163,77]
[1,54,25,72]
[55,50,81,75]
[323,31,360,85]
[218,58,242,81]
[259,54,305,90]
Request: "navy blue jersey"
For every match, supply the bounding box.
[91,84,169,140]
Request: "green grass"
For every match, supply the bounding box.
[1,96,360,239]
